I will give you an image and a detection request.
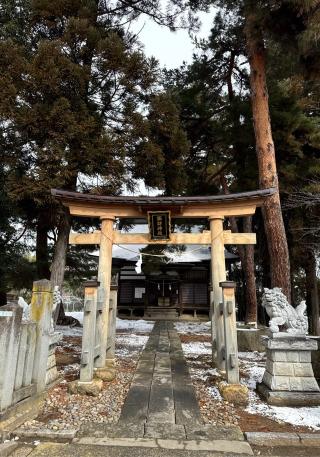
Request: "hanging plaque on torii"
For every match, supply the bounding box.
[148,211,171,240]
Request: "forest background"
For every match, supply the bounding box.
[1,0,319,333]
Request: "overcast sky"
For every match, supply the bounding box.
[131,8,216,69]
[124,9,216,196]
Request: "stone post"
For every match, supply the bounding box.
[209,217,226,370]
[220,281,239,384]
[0,304,23,411]
[80,280,100,383]
[106,284,118,367]
[95,217,114,369]
[30,279,53,393]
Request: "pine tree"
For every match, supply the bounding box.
[0,0,158,293]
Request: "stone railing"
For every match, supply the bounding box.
[0,280,56,439]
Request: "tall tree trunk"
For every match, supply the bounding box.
[0,291,7,306]
[50,206,71,289]
[222,179,257,324]
[223,51,258,324]
[50,206,72,323]
[244,7,291,300]
[305,250,320,336]
[243,217,257,324]
[36,211,51,279]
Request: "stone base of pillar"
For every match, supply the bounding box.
[94,365,116,382]
[259,333,320,406]
[105,358,116,368]
[68,379,103,396]
[257,383,320,406]
[218,382,249,406]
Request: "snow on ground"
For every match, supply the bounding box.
[65,311,84,324]
[175,321,211,335]
[181,338,320,431]
[58,314,154,337]
[116,318,154,333]
[116,319,153,357]
[239,349,320,430]
[248,404,320,430]
[56,324,83,337]
[116,334,149,357]
[182,341,212,356]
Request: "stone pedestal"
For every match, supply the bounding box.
[258,333,320,406]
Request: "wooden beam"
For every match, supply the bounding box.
[113,231,211,245]
[69,230,256,246]
[68,204,141,218]
[180,203,259,218]
[66,201,260,219]
[223,232,256,245]
[69,232,101,245]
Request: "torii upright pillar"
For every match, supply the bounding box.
[210,217,227,371]
[95,217,114,376]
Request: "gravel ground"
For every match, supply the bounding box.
[19,321,319,435]
[188,353,240,427]
[21,328,150,432]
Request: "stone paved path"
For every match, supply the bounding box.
[74,321,252,454]
[77,321,246,445]
[118,320,202,435]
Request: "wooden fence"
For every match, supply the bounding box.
[0,280,53,413]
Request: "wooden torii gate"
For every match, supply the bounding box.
[52,188,275,372]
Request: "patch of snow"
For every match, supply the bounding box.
[191,367,220,382]
[246,401,320,430]
[241,365,265,390]
[60,363,80,374]
[57,316,154,336]
[116,334,149,357]
[65,311,84,324]
[55,325,83,337]
[238,352,320,431]
[239,351,266,391]
[175,321,211,335]
[237,328,260,332]
[207,385,223,401]
[116,318,154,333]
[238,351,265,361]
[182,341,211,356]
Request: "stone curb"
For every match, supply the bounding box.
[13,428,78,441]
[0,441,18,457]
[75,436,254,455]
[245,431,320,447]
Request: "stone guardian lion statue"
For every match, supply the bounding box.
[262,287,308,334]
